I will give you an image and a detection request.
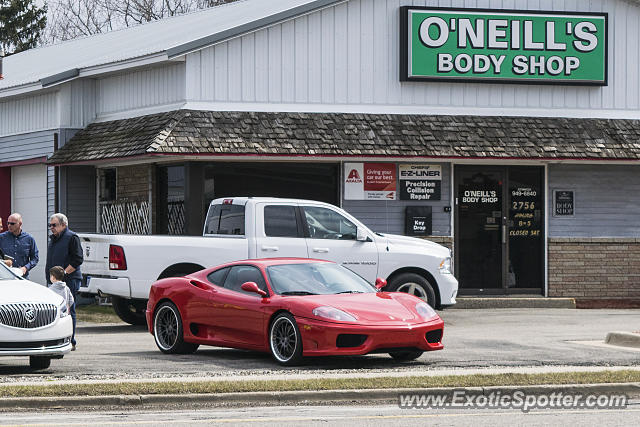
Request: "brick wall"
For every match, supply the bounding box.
[548,238,640,298]
[424,236,453,252]
[117,165,151,201]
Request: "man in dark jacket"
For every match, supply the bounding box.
[46,213,83,350]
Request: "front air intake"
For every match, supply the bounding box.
[425,329,443,344]
[336,334,367,348]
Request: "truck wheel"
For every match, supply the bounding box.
[29,356,51,370]
[112,296,148,326]
[153,302,199,354]
[386,273,436,308]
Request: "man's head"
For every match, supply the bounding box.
[49,266,65,283]
[49,213,68,237]
[7,213,22,236]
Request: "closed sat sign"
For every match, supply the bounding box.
[400,7,607,85]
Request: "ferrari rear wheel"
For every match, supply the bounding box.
[269,313,303,366]
[153,301,199,354]
[389,350,424,361]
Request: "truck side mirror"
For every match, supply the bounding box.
[241,282,267,297]
[375,278,387,290]
[356,227,371,242]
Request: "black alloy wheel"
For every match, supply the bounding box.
[153,301,198,354]
[269,312,303,366]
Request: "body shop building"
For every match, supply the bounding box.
[0,0,638,302]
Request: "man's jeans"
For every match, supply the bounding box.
[67,278,81,346]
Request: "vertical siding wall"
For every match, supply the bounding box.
[65,166,97,232]
[96,63,186,115]
[342,162,451,236]
[186,0,640,114]
[548,164,640,237]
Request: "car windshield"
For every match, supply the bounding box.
[0,263,20,280]
[266,263,376,295]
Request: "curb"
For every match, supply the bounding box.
[1,383,638,410]
[452,298,576,309]
[606,332,640,348]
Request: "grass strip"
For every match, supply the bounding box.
[77,304,122,324]
[1,370,639,398]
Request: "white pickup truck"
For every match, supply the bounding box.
[79,197,458,324]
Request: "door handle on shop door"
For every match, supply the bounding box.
[262,246,279,251]
[313,248,330,253]
[502,217,507,244]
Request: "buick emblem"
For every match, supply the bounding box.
[24,307,36,323]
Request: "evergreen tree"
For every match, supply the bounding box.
[0,0,47,55]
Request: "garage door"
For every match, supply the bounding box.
[11,164,48,285]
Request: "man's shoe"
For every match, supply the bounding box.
[71,344,76,351]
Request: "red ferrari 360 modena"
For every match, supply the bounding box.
[146,258,444,365]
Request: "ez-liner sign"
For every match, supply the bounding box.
[400,7,607,85]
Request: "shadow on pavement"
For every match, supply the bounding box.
[110,347,435,371]
[77,324,148,334]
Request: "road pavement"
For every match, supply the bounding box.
[1,403,639,426]
[1,308,638,382]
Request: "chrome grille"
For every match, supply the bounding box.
[0,303,57,329]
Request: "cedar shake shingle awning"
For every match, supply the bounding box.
[47,110,640,165]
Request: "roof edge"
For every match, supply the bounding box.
[41,68,80,88]
[167,0,347,58]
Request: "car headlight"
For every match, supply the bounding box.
[439,257,452,274]
[415,302,438,320]
[59,301,69,318]
[312,306,357,322]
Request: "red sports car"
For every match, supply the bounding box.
[146,258,444,365]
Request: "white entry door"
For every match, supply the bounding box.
[11,164,48,285]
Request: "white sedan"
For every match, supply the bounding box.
[0,263,73,369]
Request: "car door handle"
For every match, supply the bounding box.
[312,247,330,253]
[261,245,279,251]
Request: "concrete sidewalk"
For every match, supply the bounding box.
[1,365,639,410]
[452,297,576,309]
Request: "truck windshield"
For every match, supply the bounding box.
[266,263,376,295]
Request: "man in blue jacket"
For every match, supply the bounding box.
[45,213,83,351]
[0,213,39,278]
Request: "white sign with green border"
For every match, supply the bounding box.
[400,7,607,85]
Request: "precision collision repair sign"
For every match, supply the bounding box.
[400,7,607,85]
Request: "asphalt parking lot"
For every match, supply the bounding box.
[0,308,638,382]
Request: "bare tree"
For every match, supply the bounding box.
[43,0,240,44]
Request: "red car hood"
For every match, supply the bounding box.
[288,292,437,325]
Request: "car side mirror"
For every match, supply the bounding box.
[356,227,371,242]
[241,282,267,297]
[375,278,387,290]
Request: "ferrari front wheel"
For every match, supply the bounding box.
[389,350,424,361]
[269,313,303,366]
[153,302,199,354]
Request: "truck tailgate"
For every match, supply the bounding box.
[80,235,112,275]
